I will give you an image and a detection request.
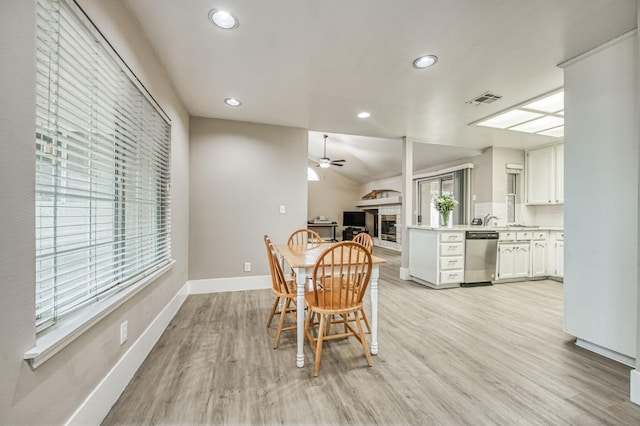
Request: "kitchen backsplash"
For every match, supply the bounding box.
[474,202,564,227]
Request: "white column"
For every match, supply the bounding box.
[400,136,413,280]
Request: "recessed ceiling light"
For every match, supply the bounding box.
[357,112,371,119]
[412,55,438,69]
[476,110,543,129]
[224,97,241,107]
[209,9,239,30]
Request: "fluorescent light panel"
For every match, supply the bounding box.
[474,90,564,138]
[510,116,564,133]
[476,110,543,129]
[523,92,564,113]
[538,126,564,137]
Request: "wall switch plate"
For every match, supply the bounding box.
[120,321,128,345]
[244,262,251,272]
[279,205,286,214]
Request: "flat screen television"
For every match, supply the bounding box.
[343,211,366,228]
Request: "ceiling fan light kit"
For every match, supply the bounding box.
[316,134,346,168]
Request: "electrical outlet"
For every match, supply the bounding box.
[244,262,251,272]
[279,205,286,214]
[120,321,128,345]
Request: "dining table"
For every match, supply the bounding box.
[274,242,387,368]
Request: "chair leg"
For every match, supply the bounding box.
[267,296,280,327]
[360,307,371,334]
[273,297,291,349]
[305,307,315,348]
[314,313,327,377]
[354,311,373,367]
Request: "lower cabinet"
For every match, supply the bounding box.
[497,243,530,280]
[547,231,564,278]
[409,229,465,288]
[531,241,547,277]
[554,241,564,277]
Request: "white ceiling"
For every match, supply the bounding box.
[122,0,637,183]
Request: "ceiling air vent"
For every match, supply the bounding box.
[466,92,502,106]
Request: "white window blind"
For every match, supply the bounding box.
[35,0,171,332]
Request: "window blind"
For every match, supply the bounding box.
[35,0,171,332]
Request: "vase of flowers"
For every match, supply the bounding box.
[433,194,458,227]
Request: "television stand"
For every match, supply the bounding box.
[342,227,368,241]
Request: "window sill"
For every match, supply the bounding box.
[24,260,176,369]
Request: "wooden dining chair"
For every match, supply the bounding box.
[352,232,373,253]
[286,228,323,281]
[287,228,323,249]
[264,235,297,349]
[351,232,373,333]
[304,241,373,376]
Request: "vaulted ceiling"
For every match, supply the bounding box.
[122,0,637,183]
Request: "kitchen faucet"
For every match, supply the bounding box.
[484,214,498,227]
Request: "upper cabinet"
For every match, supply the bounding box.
[525,142,564,205]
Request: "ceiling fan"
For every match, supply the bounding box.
[316,134,346,168]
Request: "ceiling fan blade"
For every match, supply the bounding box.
[332,159,346,163]
[331,162,344,167]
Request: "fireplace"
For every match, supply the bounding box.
[380,215,397,242]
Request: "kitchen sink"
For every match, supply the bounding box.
[506,224,540,229]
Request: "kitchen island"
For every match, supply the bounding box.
[408,225,564,289]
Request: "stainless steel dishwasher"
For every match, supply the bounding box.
[463,231,499,285]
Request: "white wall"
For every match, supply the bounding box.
[0,1,190,423]
[189,117,308,279]
[563,32,638,360]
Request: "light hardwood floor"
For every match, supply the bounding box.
[103,248,640,425]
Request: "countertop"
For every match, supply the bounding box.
[407,225,564,232]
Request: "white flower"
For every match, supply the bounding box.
[433,194,458,214]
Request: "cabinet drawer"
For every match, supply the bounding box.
[499,232,516,241]
[533,231,548,240]
[440,256,464,270]
[440,232,464,243]
[516,231,532,241]
[554,231,564,241]
[440,242,464,256]
[440,270,464,284]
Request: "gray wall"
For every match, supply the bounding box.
[0,1,190,423]
[308,167,361,236]
[564,33,638,359]
[189,117,308,279]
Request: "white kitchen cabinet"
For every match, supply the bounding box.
[554,143,564,203]
[531,241,547,277]
[526,142,564,205]
[409,228,465,288]
[497,244,516,280]
[555,241,564,277]
[497,242,530,280]
[548,231,564,278]
[513,244,530,278]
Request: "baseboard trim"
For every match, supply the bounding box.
[575,338,635,367]
[188,275,271,294]
[66,282,189,426]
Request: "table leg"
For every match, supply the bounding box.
[370,264,379,355]
[295,267,306,367]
